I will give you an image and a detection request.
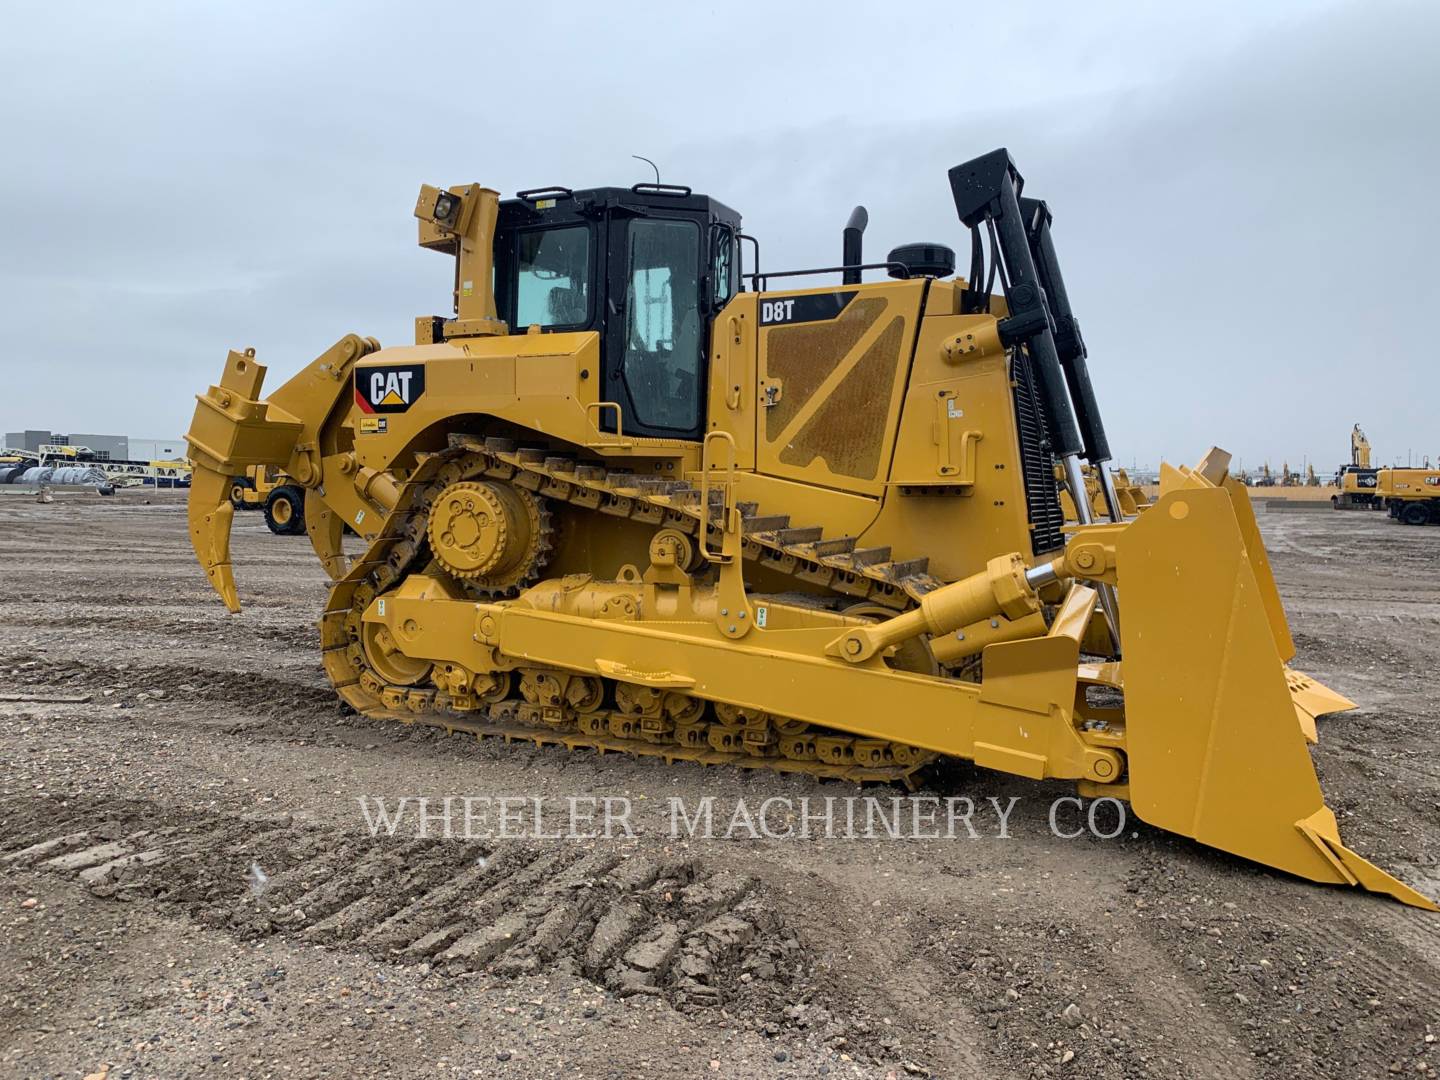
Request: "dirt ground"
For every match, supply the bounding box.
[1,491,1437,1080]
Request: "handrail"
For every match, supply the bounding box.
[699,430,739,564]
[724,316,743,409]
[749,261,911,292]
[737,233,761,293]
[515,186,573,200]
[585,401,625,439]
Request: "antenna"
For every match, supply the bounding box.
[632,155,660,184]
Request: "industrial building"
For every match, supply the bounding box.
[3,429,186,462]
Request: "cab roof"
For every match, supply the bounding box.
[497,185,741,228]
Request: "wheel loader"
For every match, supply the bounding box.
[229,464,308,535]
[184,149,1435,909]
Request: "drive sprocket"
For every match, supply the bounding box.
[426,479,553,594]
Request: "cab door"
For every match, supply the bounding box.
[755,279,926,496]
[603,216,708,440]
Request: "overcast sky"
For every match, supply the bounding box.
[2,0,1436,472]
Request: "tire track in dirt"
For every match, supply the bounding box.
[1,611,319,648]
[0,796,807,1016]
[1,655,338,720]
[917,907,1258,1079]
[1123,852,1440,1078]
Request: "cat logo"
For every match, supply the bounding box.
[355,364,425,414]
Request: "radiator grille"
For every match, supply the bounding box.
[1011,349,1065,556]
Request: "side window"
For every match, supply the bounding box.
[621,219,702,433]
[711,226,734,307]
[515,226,590,328]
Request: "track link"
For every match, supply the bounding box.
[319,437,942,784]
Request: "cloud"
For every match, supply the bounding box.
[1,0,1434,468]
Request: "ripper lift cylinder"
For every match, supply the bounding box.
[948,149,1121,641]
[1017,196,1110,465]
[948,150,1084,460]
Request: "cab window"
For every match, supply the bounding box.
[620,219,702,433]
[711,225,735,306]
[513,226,590,328]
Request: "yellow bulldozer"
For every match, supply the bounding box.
[183,149,1434,909]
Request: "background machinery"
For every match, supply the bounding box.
[230,464,308,535]
[1377,467,1440,525]
[184,149,1434,909]
[1334,424,1383,509]
[1058,464,1150,522]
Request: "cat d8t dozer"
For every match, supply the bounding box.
[184,150,1434,909]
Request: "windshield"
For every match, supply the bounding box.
[510,225,591,328]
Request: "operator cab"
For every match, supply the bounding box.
[493,185,741,441]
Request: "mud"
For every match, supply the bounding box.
[1,491,1437,1078]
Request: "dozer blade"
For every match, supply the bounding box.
[1115,478,1437,909]
[1286,668,1357,744]
[1165,458,1356,744]
[188,464,241,613]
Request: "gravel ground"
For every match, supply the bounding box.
[1,490,1437,1079]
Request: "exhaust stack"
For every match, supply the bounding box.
[842,205,868,285]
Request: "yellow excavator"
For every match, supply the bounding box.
[183,149,1434,909]
[1334,424,1383,509]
